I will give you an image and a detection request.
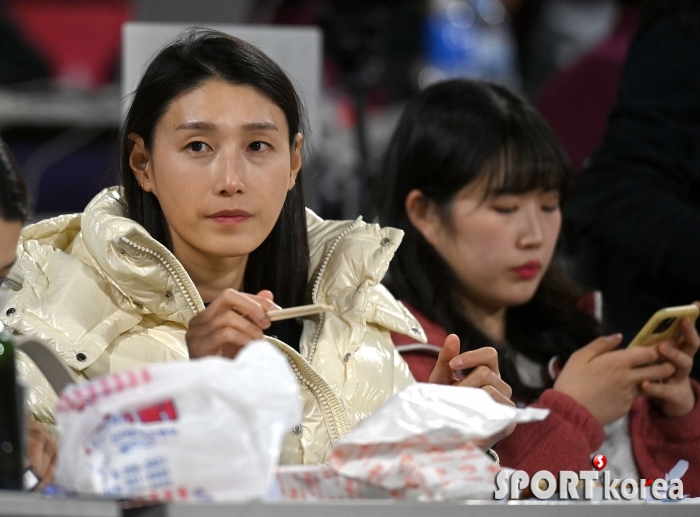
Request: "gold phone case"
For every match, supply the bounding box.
[627,304,699,349]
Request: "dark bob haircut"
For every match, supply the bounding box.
[120,28,309,346]
[378,79,600,399]
[0,138,29,223]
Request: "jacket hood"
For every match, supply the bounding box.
[81,187,202,326]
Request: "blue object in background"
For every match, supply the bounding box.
[422,0,520,89]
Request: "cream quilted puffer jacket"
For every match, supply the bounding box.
[0,187,426,464]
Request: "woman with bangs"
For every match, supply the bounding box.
[380,79,700,492]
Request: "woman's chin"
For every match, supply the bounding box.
[502,289,539,308]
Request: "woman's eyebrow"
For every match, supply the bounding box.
[175,121,217,131]
[242,121,278,132]
[174,121,279,132]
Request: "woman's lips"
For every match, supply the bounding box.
[512,261,541,279]
[207,210,251,225]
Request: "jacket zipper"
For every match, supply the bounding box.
[268,338,351,444]
[119,236,201,315]
[306,217,362,364]
[276,217,360,445]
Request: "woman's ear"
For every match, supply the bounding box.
[288,133,303,190]
[405,189,442,246]
[128,133,154,193]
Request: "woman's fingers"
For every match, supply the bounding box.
[255,290,278,304]
[26,421,57,483]
[640,378,695,417]
[481,385,515,407]
[449,346,499,374]
[190,317,263,358]
[658,341,694,379]
[457,366,512,398]
[640,380,672,399]
[210,310,265,341]
[641,309,700,418]
[212,329,250,358]
[41,429,57,486]
[574,334,623,362]
[677,313,700,357]
[431,340,512,401]
[200,289,272,328]
[622,344,662,368]
[630,361,676,384]
[429,334,461,385]
[27,424,46,473]
[186,288,281,358]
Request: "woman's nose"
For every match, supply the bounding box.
[518,210,544,248]
[214,152,244,195]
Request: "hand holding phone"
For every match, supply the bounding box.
[627,304,699,349]
[637,303,700,418]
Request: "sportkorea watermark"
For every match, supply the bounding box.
[494,455,684,501]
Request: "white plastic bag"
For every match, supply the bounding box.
[54,341,301,502]
[277,383,547,501]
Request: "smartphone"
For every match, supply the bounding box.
[626,304,699,349]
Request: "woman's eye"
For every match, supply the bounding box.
[541,204,560,213]
[248,141,270,152]
[187,141,210,153]
[493,206,517,214]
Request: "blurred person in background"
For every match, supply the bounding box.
[565,0,700,381]
[0,138,56,489]
[535,0,640,173]
[380,79,700,492]
[0,3,50,86]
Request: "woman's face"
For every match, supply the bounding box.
[130,79,302,261]
[417,179,562,311]
[0,218,21,284]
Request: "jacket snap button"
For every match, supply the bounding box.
[343,353,351,362]
[76,353,87,362]
[292,425,302,435]
[411,326,420,335]
[119,248,126,255]
[380,238,390,247]
[5,308,15,316]
[165,290,173,300]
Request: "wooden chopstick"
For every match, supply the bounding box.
[267,303,333,322]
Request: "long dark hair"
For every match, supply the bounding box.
[378,79,601,399]
[0,138,29,223]
[120,28,309,347]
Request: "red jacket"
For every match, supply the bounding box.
[392,302,700,495]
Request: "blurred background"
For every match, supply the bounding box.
[0,0,639,221]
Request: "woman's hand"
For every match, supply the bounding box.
[641,309,700,417]
[429,334,515,450]
[553,334,676,426]
[430,335,513,401]
[186,289,280,359]
[26,420,56,489]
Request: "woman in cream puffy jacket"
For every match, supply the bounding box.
[1,29,513,464]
